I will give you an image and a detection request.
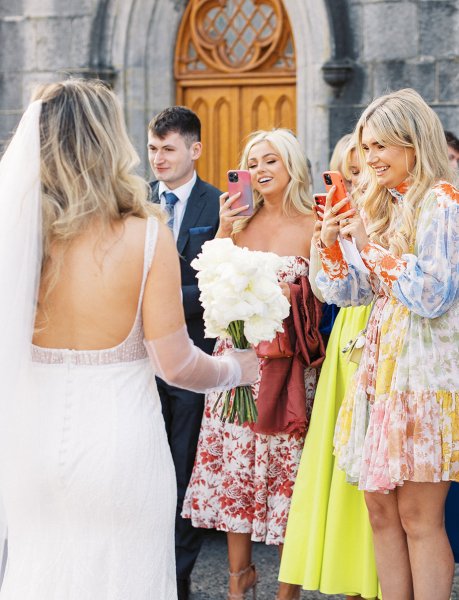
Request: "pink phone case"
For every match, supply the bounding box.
[227,170,254,216]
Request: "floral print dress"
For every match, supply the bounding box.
[182,256,317,544]
[316,181,459,493]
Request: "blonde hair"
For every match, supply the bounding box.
[340,138,367,209]
[329,133,353,173]
[355,88,453,255]
[233,128,313,234]
[341,139,357,182]
[32,79,161,299]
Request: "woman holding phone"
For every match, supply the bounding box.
[280,139,380,600]
[183,129,321,600]
[316,89,458,600]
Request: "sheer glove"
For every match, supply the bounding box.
[144,325,258,392]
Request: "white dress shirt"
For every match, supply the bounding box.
[158,171,197,241]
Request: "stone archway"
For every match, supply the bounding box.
[88,0,187,174]
[89,0,334,183]
[282,0,334,184]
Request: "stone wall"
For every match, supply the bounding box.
[0,0,97,145]
[328,0,459,151]
[0,0,458,178]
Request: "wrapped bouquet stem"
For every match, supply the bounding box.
[192,238,290,425]
[218,320,258,424]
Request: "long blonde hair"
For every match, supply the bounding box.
[32,79,161,297]
[330,133,353,174]
[233,128,313,234]
[355,88,453,255]
[340,138,367,210]
[341,139,357,182]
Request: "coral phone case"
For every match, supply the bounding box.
[322,170,352,214]
[227,170,254,216]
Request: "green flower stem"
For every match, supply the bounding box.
[227,320,250,350]
[213,320,258,425]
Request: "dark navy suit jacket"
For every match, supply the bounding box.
[149,177,220,355]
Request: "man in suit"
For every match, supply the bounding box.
[148,106,220,600]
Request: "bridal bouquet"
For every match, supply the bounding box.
[191,238,290,425]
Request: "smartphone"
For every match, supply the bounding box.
[313,193,326,220]
[227,170,254,217]
[322,170,352,214]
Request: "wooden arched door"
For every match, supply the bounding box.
[175,0,296,191]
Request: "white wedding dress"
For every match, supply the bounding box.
[0,218,177,599]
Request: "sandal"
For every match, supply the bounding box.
[227,563,258,599]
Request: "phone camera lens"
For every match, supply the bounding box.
[229,172,238,183]
[324,174,332,185]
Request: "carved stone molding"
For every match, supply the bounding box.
[321,58,354,94]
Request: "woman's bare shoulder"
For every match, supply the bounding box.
[286,211,315,233]
[122,214,149,235]
[116,215,161,253]
[295,211,315,224]
[123,214,169,240]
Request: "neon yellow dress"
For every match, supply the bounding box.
[279,305,381,599]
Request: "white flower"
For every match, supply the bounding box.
[244,315,282,345]
[191,238,239,273]
[192,239,290,343]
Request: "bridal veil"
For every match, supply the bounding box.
[0,100,43,585]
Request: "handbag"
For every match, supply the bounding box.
[341,328,367,364]
[255,326,294,359]
[341,301,375,365]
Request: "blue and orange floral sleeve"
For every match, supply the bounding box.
[315,240,374,307]
[315,182,459,316]
[360,184,459,318]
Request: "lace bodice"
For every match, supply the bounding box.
[31,217,158,366]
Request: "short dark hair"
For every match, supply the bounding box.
[148,106,201,144]
[445,130,459,153]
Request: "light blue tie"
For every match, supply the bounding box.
[164,191,179,231]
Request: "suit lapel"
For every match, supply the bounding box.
[177,178,207,255]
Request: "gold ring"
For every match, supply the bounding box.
[330,207,337,216]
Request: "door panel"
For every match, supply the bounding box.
[183,86,239,190]
[182,84,296,191]
[241,85,296,143]
[275,92,296,131]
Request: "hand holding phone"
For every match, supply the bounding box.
[322,171,352,215]
[313,193,326,221]
[227,170,254,217]
[319,172,356,248]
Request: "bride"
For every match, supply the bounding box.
[0,79,257,599]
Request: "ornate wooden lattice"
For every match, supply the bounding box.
[175,0,296,78]
[175,0,297,191]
